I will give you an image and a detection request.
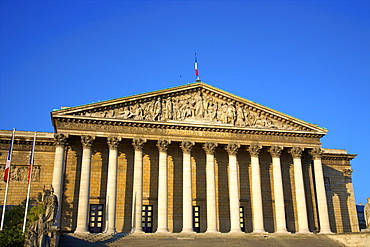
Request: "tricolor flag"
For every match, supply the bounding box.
[194,53,199,79]
[4,130,15,182]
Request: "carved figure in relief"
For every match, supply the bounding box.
[207,101,218,121]
[194,92,204,118]
[164,97,173,120]
[153,97,162,120]
[218,103,228,124]
[226,102,236,125]
[119,106,132,119]
[235,103,245,126]
[365,198,370,229]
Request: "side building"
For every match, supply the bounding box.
[0,82,358,233]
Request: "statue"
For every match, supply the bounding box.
[365,198,370,230]
[43,188,58,229]
[25,214,50,247]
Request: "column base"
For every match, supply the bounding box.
[228,228,243,234]
[318,229,333,234]
[296,229,311,234]
[205,228,220,233]
[105,228,117,234]
[275,229,290,234]
[156,228,170,233]
[130,228,145,234]
[180,228,196,234]
[74,227,89,234]
[252,229,267,234]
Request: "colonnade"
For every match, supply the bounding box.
[52,134,332,234]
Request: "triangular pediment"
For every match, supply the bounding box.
[51,82,327,134]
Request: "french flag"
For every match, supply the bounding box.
[4,137,14,182]
[195,54,199,78]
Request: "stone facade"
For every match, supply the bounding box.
[0,82,358,234]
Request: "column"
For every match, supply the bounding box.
[75,135,95,233]
[180,141,195,233]
[225,143,242,233]
[203,142,219,233]
[131,138,146,233]
[310,147,332,234]
[156,139,171,233]
[51,133,68,228]
[105,137,121,234]
[247,145,266,233]
[268,146,289,233]
[289,147,310,233]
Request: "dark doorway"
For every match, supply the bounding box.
[89,204,104,233]
[240,206,245,232]
[193,206,200,233]
[142,205,153,233]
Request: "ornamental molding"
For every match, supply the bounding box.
[52,83,327,135]
[343,168,353,178]
[268,146,284,158]
[54,119,323,144]
[180,141,195,154]
[289,147,304,159]
[225,143,240,155]
[157,139,171,152]
[203,142,218,155]
[132,138,147,151]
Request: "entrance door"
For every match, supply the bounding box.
[193,206,200,233]
[89,204,104,233]
[142,205,153,233]
[240,206,245,232]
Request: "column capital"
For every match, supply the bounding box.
[268,146,284,158]
[289,146,304,159]
[247,144,262,157]
[54,133,68,146]
[132,138,147,151]
[107,136,121,149]
[157,139,171,152]
[225,143,240,155]
[81,135,95,148]
[309,147,323,160]
[203,142,218,155]
[180,141,195,154]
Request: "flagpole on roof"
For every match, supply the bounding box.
[195,53,200,81]
[0,128,16,231]
[22,132,37,233]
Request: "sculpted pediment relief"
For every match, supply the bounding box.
[52,82,327,133]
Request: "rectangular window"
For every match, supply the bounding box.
[89,204,104,233]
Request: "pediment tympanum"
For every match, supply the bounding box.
[51,82,327,134]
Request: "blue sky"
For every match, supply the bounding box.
[1,1,369,204]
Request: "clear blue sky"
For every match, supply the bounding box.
[1,1,369,204]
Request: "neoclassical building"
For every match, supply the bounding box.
[0,82,358,234]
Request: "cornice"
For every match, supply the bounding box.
[322,153,357,161]
[53,115,325,139]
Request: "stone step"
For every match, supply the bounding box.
[59,232,346,247]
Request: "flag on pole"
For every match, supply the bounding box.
[194,53,199,80]
[4,131,15,182]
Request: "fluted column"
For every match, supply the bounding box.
[75,135,95,233]
[226,143,242,233]
[247,145,266,233]
[268,146,288,233]
[105,137,121,234]
[203,142,219,233]
[131,138,146,233]
[156,139,171,233]
[52,133,68,228]
[289,147,310,233]
[310,147,332,234]
[180,141,195,233]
